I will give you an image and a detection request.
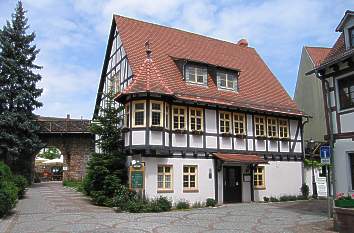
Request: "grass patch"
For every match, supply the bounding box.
[63,180,84,192]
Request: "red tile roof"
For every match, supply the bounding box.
[213,153,267,164]
[115,15,302,116]
[305,47,331,67]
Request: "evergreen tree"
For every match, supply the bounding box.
[83,90,127,206]
[0,1,43,179]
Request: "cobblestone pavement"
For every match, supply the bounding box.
[0,182,336,233]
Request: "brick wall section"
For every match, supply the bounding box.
[39,133,94,181]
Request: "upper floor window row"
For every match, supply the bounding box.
[185,64,238,91]
[254,115,289,139]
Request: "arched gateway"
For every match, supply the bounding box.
[36,115,94,181]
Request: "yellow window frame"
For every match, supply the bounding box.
[254,115,266,137]
[132,100,146,127]
[150,100,163,127]
[267,117,278,138]
[183,165,198,192]
[157,165,173,192]
[219,111,231,133]
[254,166,265,189]
[172,106,187,130]
[279,119,289,138]
[233,113,246,135]
[189,107,203,131]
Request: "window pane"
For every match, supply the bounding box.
[152,112,161,125]
[165,167,170,173]
[135,112,144,125]
[190,166,195,173]
[135,103,144,110]
[158,166,163,173]
[183,167,189,173]
[152,103,161,110]
[183,182,189,187]
[190,182,195,187]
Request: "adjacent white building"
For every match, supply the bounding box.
[94,15,306,204]
[308,10,354,196]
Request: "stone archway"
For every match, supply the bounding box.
[36,116,94,181]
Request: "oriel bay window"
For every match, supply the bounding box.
[233,113,246,135]
[150,101,163,127]
[183,165,198,192]
[132,101,145,127]
[254,166,265,189]
[124,104,130,127]
[189,108,203,131]
[157,165,173,192]
[278,119,289,139]
[172,106,187,130]
[165,103,170,129]
[254,116,266,137]
[219,111,231,134]
[267,117,278,138]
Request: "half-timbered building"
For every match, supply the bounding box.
[94,15,305,204]
[308,10,354,196]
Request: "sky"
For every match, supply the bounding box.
[0,0,352,119]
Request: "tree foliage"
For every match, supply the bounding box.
[0,1,43,180]
[38,147,61,160]
[83,90,127,206]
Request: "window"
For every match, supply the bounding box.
[172,106,187,130]
[338,77,354,110]
[189,108,203,131]
[350,154,354,190]
[157,165,173,192]
[219,111,231,133]
[254,116,266,137]
[150,101,163,127]
[217,71,237,91]
[185,65,207,85]
[132,101,145,127]
[278,119,289,138]
[233,113,246,135]
[267,117,278,138]
[124,104,130,127]
[183,165,198,191]
[349,27,354,48]
[165,103,170,129]
[254,166,265,189]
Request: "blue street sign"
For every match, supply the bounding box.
[320,146,331,159]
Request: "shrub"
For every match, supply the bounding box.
[300,184,309,199]
[63,180,83,192]
[13,175,28,199]
[206,198,217,207]
[126,199,147,213]
[154,196,172,211]
[192,201,204,208]
[0,181,18,217]
[270,197,279,202]
[279,195,297,202]
[0,162,12,181]
[263,197,270,202]
[176,200,190,209]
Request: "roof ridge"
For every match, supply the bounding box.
[114,14,254,50]
[305,46,331,50]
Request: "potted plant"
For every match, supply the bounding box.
[221,132,232,137]
[150,126,164,131]
[334,193,354,233]
[191,130,203,135]
[173,129,187,134]
[235,133,246,139]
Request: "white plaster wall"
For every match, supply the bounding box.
[190,135,203,148]
[255,140,266,151]
[248,139,254,151]
[290,120,299,140]
[205,109,217,133]
[150,131,162,145]
[247,114,253,136]
[219,137,232,149]
[142,157,215,204]
[280,141,289,152]
[242,166,252,202]
[132,131,145,145]
[268,141,278,152]
[165,132,169,146]
[172,134,187,147]
[124,132,130,147]
[294,142,302,153]
[206,136,217,148]
[340,112,354,133]
[304,167,321,196]
[254,161,303,201]
[332,112,338,134]
[333,139,354,195]
[234,138,246,150]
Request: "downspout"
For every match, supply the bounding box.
[323,79,336,198]
[301,115,310,185]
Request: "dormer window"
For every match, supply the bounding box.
[217,71,237,91]
[349,27,354,48]
[185,65,207,85]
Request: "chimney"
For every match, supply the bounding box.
[145,40,152,59]
[66,114,70,120]
[237,39,249,47]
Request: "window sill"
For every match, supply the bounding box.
[255,136,267,140]
[254,187,266,190]
[172,129,187,134]
[157,189,174,193]
[217,87,237,92]
[221,132,232,137]
[235,134,247,139]
[183,189,199,193]
[190,130,203,135]
[150,126,164,131]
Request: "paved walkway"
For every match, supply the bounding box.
[0,182,336,233]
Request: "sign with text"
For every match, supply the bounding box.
[315,176,327,197]
[129,162,145,190]
[320,146,331,165]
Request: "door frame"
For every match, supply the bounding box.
[223,165,242,203]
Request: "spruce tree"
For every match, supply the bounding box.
[83,90,127,206]
[0,1,43,179]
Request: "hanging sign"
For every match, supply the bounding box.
[320,146,331,165]
[129,161,145,190]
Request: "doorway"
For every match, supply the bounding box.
[223,166,242,203]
